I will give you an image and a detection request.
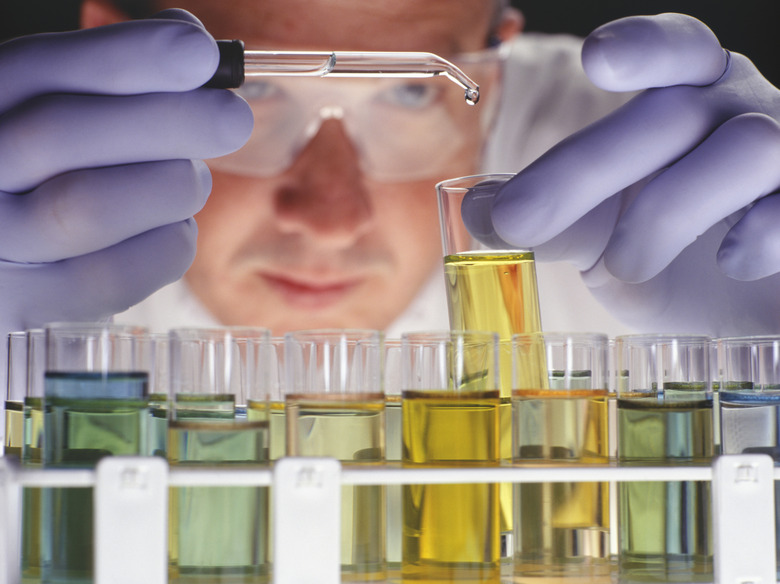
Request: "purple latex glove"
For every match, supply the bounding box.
[465,13,780,336]
[0,9,252,340]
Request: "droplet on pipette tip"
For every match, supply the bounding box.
[465,88,480,105]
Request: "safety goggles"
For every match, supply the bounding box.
[208,47,505,183]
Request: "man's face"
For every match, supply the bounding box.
[160,0,497,334]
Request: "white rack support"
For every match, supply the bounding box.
[712,454,776,584]
[0,457,21,584]
[1,455,778,584]
[272,457,341,584]
[94,457,168,584]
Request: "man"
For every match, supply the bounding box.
[1,0,779,350]
[114,0,529,335]
[87,0,633,336]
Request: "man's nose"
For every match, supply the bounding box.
[274,118,374,247]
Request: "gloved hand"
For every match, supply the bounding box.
[0,10,252,343]
[464,13,780,336]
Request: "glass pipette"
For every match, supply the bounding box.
[207,40,480,105]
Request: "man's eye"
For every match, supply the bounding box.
[236,80,283,102]
[377,83,438,109]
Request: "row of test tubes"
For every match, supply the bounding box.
[3,325,780,583]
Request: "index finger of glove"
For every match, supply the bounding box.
[491,85,716,249]
[582,13,728,92]
[0,14,218,112]
[0,89,252,193]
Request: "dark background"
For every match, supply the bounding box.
[1,0,778,86]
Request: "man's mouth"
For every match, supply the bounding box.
[259,271,364,308]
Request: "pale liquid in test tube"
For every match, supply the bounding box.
[617,386,714,582]
[167,394,269,582]
[402,389,501,582]
[42,372,149,584]
[286,393,386,579]
[268,400,286,460]
[444,250,543,548]
[719,390,780,576]
[4,400,23,457]
[512,387,610,577]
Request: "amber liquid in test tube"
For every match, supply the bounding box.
[511,333,611,579]
[437,174,544,561]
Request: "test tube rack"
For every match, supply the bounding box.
[0,454,776,584]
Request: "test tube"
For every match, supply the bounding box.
[21,329,45,580]
[615,333,715,582]
[511,332,611,579]
[437,173,544,558]
[717,335,780,578]
[284,329,386,580]
[401,331,501,582]
[167,326,271,581]
[42,322,151,584]
[383,338,403,572]
[4,332,27,458]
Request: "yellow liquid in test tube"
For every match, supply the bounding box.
[444,250,544,554]
[444,251,542,346]
[402,389,501,582]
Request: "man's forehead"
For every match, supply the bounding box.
[159,0,495,55]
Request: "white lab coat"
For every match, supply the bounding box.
[117,33,635,337]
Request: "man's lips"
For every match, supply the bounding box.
[259,271,364,308]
